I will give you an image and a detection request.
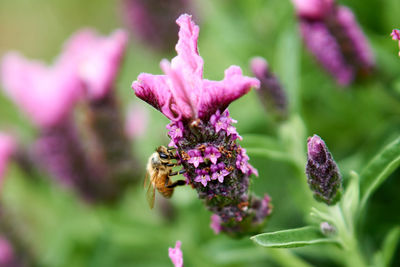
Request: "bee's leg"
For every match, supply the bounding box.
[169,169,186,176]
[165,163,176,167]
[165,169,186,187]
[166,180,186,188]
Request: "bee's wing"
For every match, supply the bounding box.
[144,171,150,189]
[145,172,156,209]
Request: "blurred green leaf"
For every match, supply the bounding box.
[373,227,400,267]
[251,226,338,248]
[359,136,400,209]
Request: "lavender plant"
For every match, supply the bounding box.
[132,14,272,237]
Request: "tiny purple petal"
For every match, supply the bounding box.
[210,214,222,234]
[188,149,204,167]
[168,241,183,267]
[195,174,210,187]
[204,146,221,164]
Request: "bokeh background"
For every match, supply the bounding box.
[0,0,399,266]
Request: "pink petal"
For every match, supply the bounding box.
[168,241,183,267]
[291,0,333,19]
[61,28,128,100]
[132,73,180,121]
[1,52,82,127]
[0,133,16,188]
[210,214,222,234]
[199,66,260,119]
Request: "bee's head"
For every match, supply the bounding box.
[156,146,170,163]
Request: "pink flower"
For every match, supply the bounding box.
[0,237,14,265]
[194,173,210,187]
[210,214,222,234]
[132,14,259,122]
[168,241,183,267]
[391,29,400,56]
[62,28,128,100]
[125,103,149,139]
[0,133,15,187]
[1,52,82,127]
[187,149,204,167]
[291,0,334,19]
[204,146,221,164]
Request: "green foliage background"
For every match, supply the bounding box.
[0,0,399,266]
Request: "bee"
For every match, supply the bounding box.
[144,146,186,209]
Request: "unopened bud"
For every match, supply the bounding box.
[250,57,288,120]
[306,135,342,205]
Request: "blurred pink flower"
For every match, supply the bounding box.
[62,28,128,100]
[210,214,222,234]
[125,103,149,139]
[168,241,183,267]
[132,14,259,122]
[291,0,333,19]
[0,133,15,188]
[391,29,400,56]
[0,237,14,266]
[1,52,82,127]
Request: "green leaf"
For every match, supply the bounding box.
[382,227,400,266]
[373,227,400,267]
[251,226,338,248]
[359,137,400,209]
[340,171,360,226]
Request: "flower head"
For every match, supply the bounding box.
[0,133,15,188]
[132,14,259,122]
[168,241,183,267]
[306,135,342,205]
[62,28,128,100]
[132,14,269,237]
[1,52,82,127]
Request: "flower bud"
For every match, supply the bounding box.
[306,135,342,205]
[250,57,288,120]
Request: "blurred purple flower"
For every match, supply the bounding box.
[119,0,195,51]
[1,52,82,127]
[391,29,400,56]
[0,237,15,266]
[62,28,128,100]
[250,57,288,120]
[132,14,271,236]
[292,0,374,85]
[210,214,222,234]
[0,133,15,189]
[168,240,183,267]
